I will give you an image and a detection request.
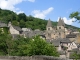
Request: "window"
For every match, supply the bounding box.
[48,28,50,30]
[59,27,61,29]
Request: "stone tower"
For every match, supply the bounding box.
[57,17,65,38]
[46,19,53,31]
[57,17,65,30]
[45,19,54,39]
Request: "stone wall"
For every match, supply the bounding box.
[0,55,65,60]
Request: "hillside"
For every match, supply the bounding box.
[0,8,79,30]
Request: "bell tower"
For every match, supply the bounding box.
[57,17,65,38]
[46,19,53,31]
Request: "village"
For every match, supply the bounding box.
[0,17,80,59]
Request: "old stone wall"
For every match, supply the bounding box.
[0,55,65,60]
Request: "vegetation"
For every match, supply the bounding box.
[69,11,80,31]
[70,52,80,60]
[0,28,59,56]
[0,33,59,56]
[69,11,80,22]
[0,8,79,31]
[26,36,59,56]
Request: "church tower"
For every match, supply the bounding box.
[57,17,65,38]
[46,19,53,31]
[57,17,65,30]
[45,19,53,39]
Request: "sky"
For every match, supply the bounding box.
[0,0,80,28]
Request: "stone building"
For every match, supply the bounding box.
[8,22,22,35]
[45,18,65,40]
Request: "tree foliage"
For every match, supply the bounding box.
[69,11,80,22]
[26,36,59,56]
[0,8,79,30]
[71,52,80,60]
[0,31,59,57]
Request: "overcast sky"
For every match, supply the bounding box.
[0,0,80,28]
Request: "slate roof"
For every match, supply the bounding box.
[13,26,22,31]
[0,21,7,27]
[46,19,53,27]
[23,30,44,38]
[46,38,71,47]
[34,30,44,35]
[66,34,77,38]
[57,18,65,26]
[60,38,71,43]
[51,40,60,47]
[23,31,35,38]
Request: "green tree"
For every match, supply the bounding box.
[26,36,59,56]
[10,37,31,56]
[0,34,8,55]
[69,11,80,22]
[12,20,19,26]
[19,20,25,28]
[69,11,80,31]
[18,13,27,22]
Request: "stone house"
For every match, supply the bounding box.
[8,22,22,35]
[8,22,23,39]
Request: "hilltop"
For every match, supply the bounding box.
[0,8,79,30]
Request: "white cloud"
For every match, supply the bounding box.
[0,0,35,14]
[32,7,54,19]
[57,17,76,25]
[28,0,35,2]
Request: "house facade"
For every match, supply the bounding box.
[8,22,22,35]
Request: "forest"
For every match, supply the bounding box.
[0,8,79,31]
